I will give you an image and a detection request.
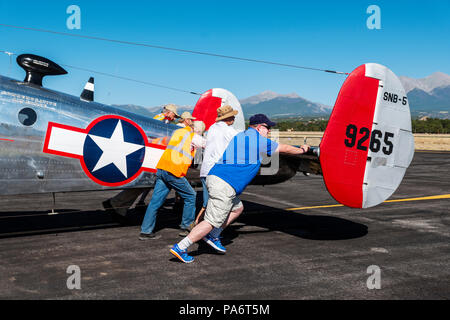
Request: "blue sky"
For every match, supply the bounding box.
[0,0,449,108]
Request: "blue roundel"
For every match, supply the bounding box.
[83,118,146,184]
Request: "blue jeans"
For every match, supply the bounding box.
[201,177,209,208]
[141,169,196,234]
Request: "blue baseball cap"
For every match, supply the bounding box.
[249,114,276,127]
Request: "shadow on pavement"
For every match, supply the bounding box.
[0,195,367,242]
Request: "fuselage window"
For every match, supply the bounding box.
[18,107,37,126]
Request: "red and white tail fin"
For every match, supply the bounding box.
[192,88,245,132]
[320,63,414,208]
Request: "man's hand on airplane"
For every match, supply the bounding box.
[277,143,310,155]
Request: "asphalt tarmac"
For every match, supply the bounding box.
[0,151,448,299]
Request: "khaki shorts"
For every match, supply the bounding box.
[204,175,243,228]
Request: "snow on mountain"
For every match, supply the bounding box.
[400,72,450,93]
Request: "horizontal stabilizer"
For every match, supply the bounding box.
[319,63,414,208]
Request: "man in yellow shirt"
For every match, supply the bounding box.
[134,104,180,206]
[139,113,206,240]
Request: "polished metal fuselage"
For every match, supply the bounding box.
[0,75,178,195]
[0,75,320,196]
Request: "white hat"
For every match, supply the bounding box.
[193,120,205,135]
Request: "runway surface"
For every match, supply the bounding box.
[0,151,448,299]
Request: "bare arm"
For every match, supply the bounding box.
[275,143,310,155]
[192,134,206,149]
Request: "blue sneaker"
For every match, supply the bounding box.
[203,234,226,253]
[170,244,194,263]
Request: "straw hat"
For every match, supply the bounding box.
[216,105,238,121]
[180,111,196,120]
[164,104,180,117]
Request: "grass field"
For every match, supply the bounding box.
[271,132,450,151]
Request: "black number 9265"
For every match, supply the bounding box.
[344,124,394,155]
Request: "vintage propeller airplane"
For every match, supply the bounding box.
[0,53,414,215]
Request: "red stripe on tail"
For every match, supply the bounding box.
[320,64,379,208]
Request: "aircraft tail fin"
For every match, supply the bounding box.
[80,77,94,102]
[192,88,245,132]
[319,63,414,208]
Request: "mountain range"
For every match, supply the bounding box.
[240,91,332,119]
[114,72,450,120]
[399,72,450,93]
[112,104,194,119]
[399,72,450,118]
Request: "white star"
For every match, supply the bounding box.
[88,120,144,178]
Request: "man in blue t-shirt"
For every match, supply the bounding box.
[170,114,310,263]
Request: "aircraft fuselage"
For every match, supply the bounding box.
[0,75,178,195]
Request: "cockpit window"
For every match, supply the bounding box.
[18,108,37,126]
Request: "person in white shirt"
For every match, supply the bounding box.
[195,105,239,224]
